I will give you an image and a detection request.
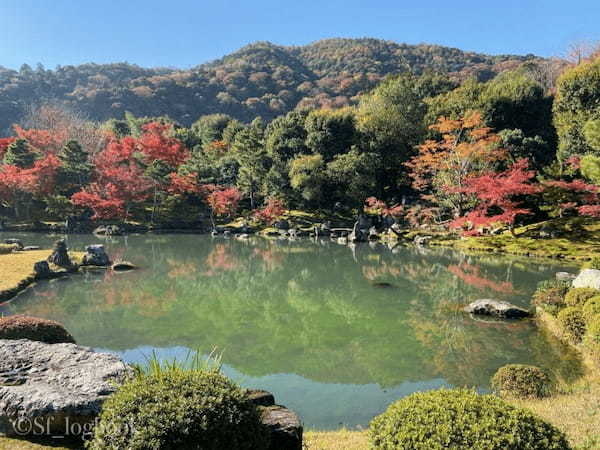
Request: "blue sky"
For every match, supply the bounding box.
[1,0,599,70]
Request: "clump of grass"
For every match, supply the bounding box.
[533,279,571,315]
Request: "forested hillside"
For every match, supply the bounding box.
[0,38,539,132]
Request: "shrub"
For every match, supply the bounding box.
[532,279,570,315]
[585,315,600,346]
[564,287,600,307]
[87,367,269,450]
[588,256,600,270]
[0,315,75,344]
[583,296,600,320]
[369,389,570,450]
[491,364,551,398]
[557,307,586,343]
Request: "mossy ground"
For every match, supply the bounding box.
[432,217,600,261]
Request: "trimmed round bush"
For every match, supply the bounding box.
[564,288,600,307]
[87,368,269,450]
[585,315,600,346]
[583,296,600,320]
[557,307,586,343]
[491,364,551,398]
[533,280,570,315]
[0,315,75,344]
[369,389,570,450]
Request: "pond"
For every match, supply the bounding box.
[0,232,583,430]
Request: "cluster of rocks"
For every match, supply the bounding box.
[464,299,532,319]
[0,316,302,448]
[2,238,39,252]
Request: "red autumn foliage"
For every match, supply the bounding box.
[13,125,68,153]
[206,187,242,217]
[137,122,189,167]
[364,196,404,217]
[254,197,286,224]
[451,159,541,234]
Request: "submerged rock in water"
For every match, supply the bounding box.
[82,244,111,266]
[464,299,531,319]
[0,339,131,437]
[572,269,600,290]
[0,315,75,344]
[112,261,136,272]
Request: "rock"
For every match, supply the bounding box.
[247,389,275,407]
[93,225,123,236]
[47,240,72,268]
[573,269,600,289]
[33,261,50,277]
[223,230,232,238]
[0,315,75,344]
[274,220,290,231]
[3,239,23,250]
[112,261,136,272]
[259,405,303,450]
[82,244,110,266]
[414,235,432,247]
[464,299,532,319]
[556,272,576,282]
[368,226,380,241]
[22,246,40,251]
[0,339,131,437]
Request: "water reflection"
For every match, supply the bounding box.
[0,233,584,429]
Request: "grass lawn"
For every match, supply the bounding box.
[0,249,51,293]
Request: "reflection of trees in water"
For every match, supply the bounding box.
[5,236,582,388]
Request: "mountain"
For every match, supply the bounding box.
[0,38,541,132]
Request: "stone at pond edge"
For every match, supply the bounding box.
[3,239,23,250]
[464,299,532,319]
[0,339,131,437]
[112,261,136,271]
[247,389,275,407]
[47,239,72,268]
[82,244,111,266]
[0,315,75,344]
[572,269,600,290]
[22,246,40,251]
[556,272,576,282]
[259,405,303,450]
[33,260,50,277]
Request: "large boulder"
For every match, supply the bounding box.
[464,299,532,319]
[572,269,600,290]
[33,261,50,277]
[0,339,131,437]
[82,244,111,266]
[0,315,75,344]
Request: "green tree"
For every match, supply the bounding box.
[289,153,326,207]
[192,114,234,147]
[553,56,600,160]
[326,149,379,207]
[584,119,600,152]
[264,110,308,163]
[305,108,356,161]
[57,140,91,194]
[3,138,36,168]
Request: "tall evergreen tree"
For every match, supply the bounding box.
[3,138,36,168]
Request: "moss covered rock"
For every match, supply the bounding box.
[491,364,551,398]
[0,315,75,344]
[88,368,269,450]
[369,389,569,449]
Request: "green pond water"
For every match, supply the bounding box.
[0,232,584,429]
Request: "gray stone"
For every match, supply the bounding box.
[414,235,432,247]
[247,389,275,407]
[274,220,290,231]
[573,269,600,289]
[464,299,531,319]
[368,226,380,241]
[0,339,131,437]
[259,405,303,450]
[22,246,41,251]
[3,239,23,250]
[47,240,72,268]
[33,261,50,277]
[82,244,110,266]
[556,272,576,282]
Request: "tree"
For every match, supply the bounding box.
[305,108,356,161]
[553,56,600,161]
[498,129,551,169]
[289,153,326,206]
[406,112,507,218]
[57,140,91,194]
[0,137,16,160]
[205,187,242,229]
[254,197,286,225]
[233,119,269,208]
[191,114,234,147]
[326,149,379,207]
[451,159,541,235]
[3,139,36,168]
[264,110,308,163]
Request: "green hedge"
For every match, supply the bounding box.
[583,296,600,320]
[557,307,586,343]
[564,288,599,307]
[87,367,269,450]
[491,364,551,399]
[369,389,570,450]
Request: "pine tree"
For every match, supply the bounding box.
[58,140,92,194]
[3,138,36,168]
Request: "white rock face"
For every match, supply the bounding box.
[572,269,600,289]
